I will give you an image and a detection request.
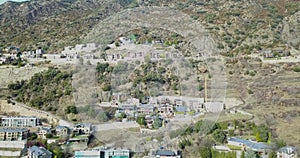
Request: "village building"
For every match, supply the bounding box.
[73,123,93,136]
[75,148,130,158]
[0,116,39,127]
[277,146,297,158]
[28,146,52,158]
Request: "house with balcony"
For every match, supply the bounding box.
[0,128,28,141]
[55,126,70,137]
[73,123,92,136]
[37,127,52,139]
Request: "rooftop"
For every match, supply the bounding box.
[228,137,271,150]
[155,150,177,156]
[278,146,297,154]
[1,116,37,119]
[0,127,28,133]
[56,125,69,129]
[29,146,52,156]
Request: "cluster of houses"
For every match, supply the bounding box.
[1,37,184,66]
[0,46,46,66]
[262,45,291,58]
[111,96,225,129]
[113,96,224,117]
[0,46,20,65]
[105,36,184,62]
[22,49,44,59]
[60,43,98,60]
[0,116,92,157]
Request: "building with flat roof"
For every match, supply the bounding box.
[28,146,52,158]
[228,137,272,157]
[145,149,181,158]
[0,116,39,127]
[75,148,130,158]
[0,128,28,141]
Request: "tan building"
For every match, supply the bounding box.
[0,128,28,141]
[55,126,70,137]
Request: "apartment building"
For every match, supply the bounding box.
[0,116,39,127]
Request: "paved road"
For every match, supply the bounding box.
[12,100,73,127]
[13,100,140,131]
[94,121,139,132]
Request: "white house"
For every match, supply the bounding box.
[277,146,297,158]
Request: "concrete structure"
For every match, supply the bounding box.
[0,116,39,127]
[0,128,28,141]
[204,102,224,113]
[28,146,52,158]
[75,148,130,158]
[277,146,297,158]
[0,140,27,157]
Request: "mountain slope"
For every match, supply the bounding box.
[0,0,137,52]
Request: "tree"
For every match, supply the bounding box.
[241,151,245,158]
[245,150,257,158]
[65,106,78,114]
[28,133,38,141]
[119,112,127,119]
[268,152,276,158]
[47,143,65,158]
[198,120,217,136]
[102,84,111,91]
[254,124,270,142]
[45,133,53,139]
[152,116,162,129]
[179,139,192,150]
[213,130,226,143]
[136,116,146,126]
[96,112,109,122]
[200,147,212,158]
[198,84,204,91]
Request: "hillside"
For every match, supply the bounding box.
[1,0,300,155]
[0,0,138,52]
[1,0,299,53]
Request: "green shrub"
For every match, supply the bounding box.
[293,67,300,72]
